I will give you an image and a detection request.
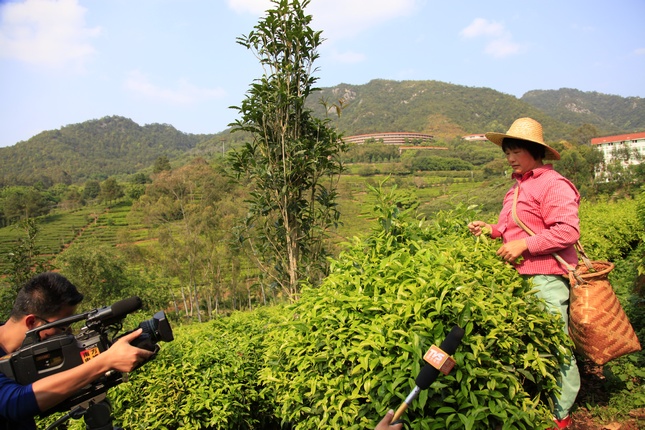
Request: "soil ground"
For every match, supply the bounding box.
[568,360,644,430]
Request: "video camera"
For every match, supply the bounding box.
[0,296,173,416]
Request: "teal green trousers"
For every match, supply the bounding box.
[527,275,581,420]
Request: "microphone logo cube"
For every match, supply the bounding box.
[423,345,456,375]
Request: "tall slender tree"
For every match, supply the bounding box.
[228,0,346,301]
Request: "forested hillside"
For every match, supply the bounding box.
[0,116,216,186]
[307,80,644,141]
[1,80,643,188]
[521,88,645,132]
[309,79,567,140]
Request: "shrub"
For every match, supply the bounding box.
[259,188,568,430]
[127,308,281,429]
[52,308,285,430]
[578,198,640,261]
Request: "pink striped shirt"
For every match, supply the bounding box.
[490,164,580,275]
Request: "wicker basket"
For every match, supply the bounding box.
[568,261,642,365]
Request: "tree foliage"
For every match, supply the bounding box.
[134,158,252,319]
[0,186,51,225]
[55,239,131,309]
[99,177,124,204]
[555,144,604,197]
[0,219,53,320]
[228,0,346,301]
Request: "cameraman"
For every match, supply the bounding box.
[0,272,154,430]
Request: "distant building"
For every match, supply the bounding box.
[462,134,488,142]
[591,131,645,166]
[344,132,434,145]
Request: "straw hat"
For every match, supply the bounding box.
[485,117,560,160]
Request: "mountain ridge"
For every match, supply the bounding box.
[1,80,643,186]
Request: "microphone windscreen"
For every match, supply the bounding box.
[111,296,143,319]
[441,325,465,355]
[415,363,439,389]
[415,325,465,389]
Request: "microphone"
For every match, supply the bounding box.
[392,325,465,422]
[86,296,143,326]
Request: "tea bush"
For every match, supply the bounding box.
[259,188,569,430]
[35,189,644,429]
[115,308,284,429]
[38,308,284,430]
[578,198,640,261]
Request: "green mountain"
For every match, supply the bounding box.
[308,80,643,141]
[520,87,645,132]
[310,79,553,139]
[1,80,643,187]
[0,116,216,186]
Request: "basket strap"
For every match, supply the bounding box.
[574,241,593,270]
[511,186,584,284]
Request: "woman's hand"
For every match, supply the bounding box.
[468,221,489,237]
[496,239,528,263]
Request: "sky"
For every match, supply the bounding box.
[0,0,644,148]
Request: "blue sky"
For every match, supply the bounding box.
[1,0,644,148]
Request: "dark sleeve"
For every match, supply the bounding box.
[0,372,40,423]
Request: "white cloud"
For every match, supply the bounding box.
[485,37,521,58]
[226,0,272,15]
[124,70,226,105]
[310,0,418,41]
[635,48,645,56]
[0,0,100,69]
[227,0,419,41]
[460,18,521,59]
[329,49,366,64]
[460,18,504,38]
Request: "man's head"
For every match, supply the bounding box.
[10,272,84,340]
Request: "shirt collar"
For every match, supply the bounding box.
[511,163,553,181]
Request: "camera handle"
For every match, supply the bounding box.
[45,399,123,430]
[83,399,123,430]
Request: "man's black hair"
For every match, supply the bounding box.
[10,272,84,320]
[501,137,546,160]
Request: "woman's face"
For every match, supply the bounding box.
[504,147,543,175]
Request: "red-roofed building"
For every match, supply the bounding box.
[591,131,645,167]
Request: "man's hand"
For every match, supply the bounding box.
[33,328,155,411]
[374,410,403,430]
[102,328,155,372]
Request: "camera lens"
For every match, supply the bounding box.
[133,311,174,352]
[141,311,173,342]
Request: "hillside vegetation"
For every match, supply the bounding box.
[30,190,645,430]
[1,81,643,188]
[521,88,645,132]
[0,116,217,186]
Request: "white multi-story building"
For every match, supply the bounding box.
[591,131,645,166]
